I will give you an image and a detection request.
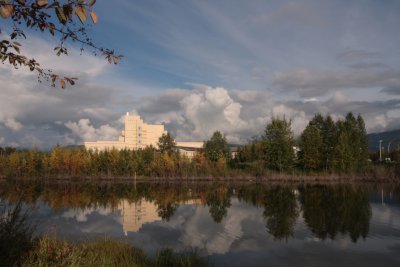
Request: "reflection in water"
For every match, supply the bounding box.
[119,199,161,235]
[299,184,371,242]
[263,186,299,240]
[206,188,231,223]
[0,181,396,243]
[1,181,400,266]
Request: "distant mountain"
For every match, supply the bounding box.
[367,129,400,152]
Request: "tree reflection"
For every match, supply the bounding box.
[157,202,178,221]
[0,181,376,241]
[263,186,299,240]
[206,188,231,223]
[299,184,371,242]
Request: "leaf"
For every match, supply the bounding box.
[87,0,96,7]
[0,4,13,19]
[55,7,67,24]
[48,23,55,35]
[60,79,66,89]
[37,0,48,7]
[90,11,98,24]
[13,45,20,54]
[75,6,87,23]
[63,4,73,20]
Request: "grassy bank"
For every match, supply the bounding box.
[22,237,208,267]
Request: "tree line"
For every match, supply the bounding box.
[0,112,372,178]
[236,112,369,175]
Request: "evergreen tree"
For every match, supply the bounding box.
[309,113,325,131]
[299,124,323,171]
[321,115,337,172]
[356,115,369,172]
[333,120,353,172]
[204,131,231,162]
[331,113,369,173]
[263,118,295,172]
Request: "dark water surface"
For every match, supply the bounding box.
[1,181,400,266]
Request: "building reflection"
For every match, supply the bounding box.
[118,199,161,235]
[118,198,203,235]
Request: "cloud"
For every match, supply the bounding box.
[64,119,120,143]
[251,1,323,27]
[0,35,126,149]
[135,84,400,141]
[134,86,315,143]
[271,68,400,97]
[3,118,23,131]
[336,49,381,62]
[62,207,113,222]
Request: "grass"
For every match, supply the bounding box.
[23,237,209,267]
[0,201,34,267]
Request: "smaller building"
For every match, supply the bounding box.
[176,141,204,158]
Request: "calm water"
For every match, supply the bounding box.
[1,181,400,266]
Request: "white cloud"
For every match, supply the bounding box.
[0,33,125,149]
[135,86,314,143]
[3,118,23,131]
[62,207,113,222]
[64,119,120,143]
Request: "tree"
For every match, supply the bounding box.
[331,113,369,173]
[203,131,231,162]
[157,133,176,154]
[356,114,369,172]
[263,118,295,172]
[0,0,121,88]
[299,124,323,171]
[321,115,337,172]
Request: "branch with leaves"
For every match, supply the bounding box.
[0,0,122,88]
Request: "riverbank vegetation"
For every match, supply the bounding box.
[0,112,397,180]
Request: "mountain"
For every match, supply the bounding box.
[367,129,400,153]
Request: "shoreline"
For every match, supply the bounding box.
[1,174,398,184]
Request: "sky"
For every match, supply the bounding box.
[1,0,400,149]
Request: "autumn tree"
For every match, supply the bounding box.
[203,131,231,162]
[0,0,121,88]
[263,118,295,172]
[157,132,176,154]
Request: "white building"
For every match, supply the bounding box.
[84,113,166,151]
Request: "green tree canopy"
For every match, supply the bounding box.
[157,133,176,154]
[263,118,295,172]
[299,124,323,171]
[332,113,369,173]
[203,131,231,162]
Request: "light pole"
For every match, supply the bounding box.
[379,140,383,162]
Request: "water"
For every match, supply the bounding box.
[1,181,400,266]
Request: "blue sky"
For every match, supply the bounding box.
[1,0,400,148]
